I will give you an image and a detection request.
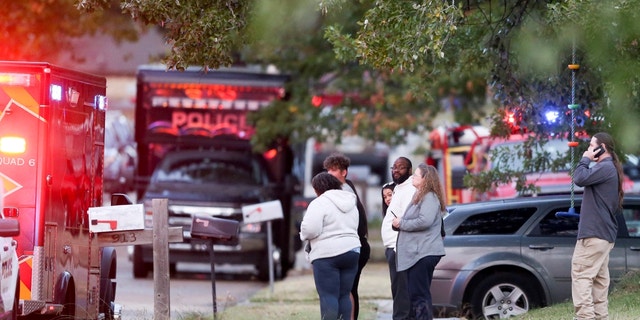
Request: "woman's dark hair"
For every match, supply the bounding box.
[594,132,624,207]
[381,182,396,217]
[311,172,343,196]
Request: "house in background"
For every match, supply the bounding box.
[55,27,170,116]
[54,28,170,193]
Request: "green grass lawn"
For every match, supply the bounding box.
[180,219,640,320]
[515,271,640,320]
[179,261,390,320]
[180,269,640,320]
[177,219,389,320]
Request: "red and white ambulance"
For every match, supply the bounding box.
[0,61,126,319]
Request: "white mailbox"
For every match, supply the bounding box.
[241,200,283,224]
[88,204,145,233]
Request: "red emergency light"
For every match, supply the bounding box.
[506,111,516,125]
[151,83,283,96]
[263,148,277,160]
[2,207,18,218]
[311,94,344,107]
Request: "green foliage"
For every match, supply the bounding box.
[10,0,640,195]
[318,0,640,193]
[322,0,464,72]
[115,0,250,70]
[243,1,457,148]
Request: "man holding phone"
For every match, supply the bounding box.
[571,132,625,320]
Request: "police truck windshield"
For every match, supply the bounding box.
[155,158,261,185]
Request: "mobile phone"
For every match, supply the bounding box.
[594,145,605,158]
[390,211,399,231]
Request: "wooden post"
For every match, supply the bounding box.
[267,220,274,293]
[153,198,170,320]
[207,239,218,319]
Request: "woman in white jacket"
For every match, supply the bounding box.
[300,172,361,320]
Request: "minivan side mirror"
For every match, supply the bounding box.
[111,193,134,206]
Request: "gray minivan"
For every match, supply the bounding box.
[433,195,640,319]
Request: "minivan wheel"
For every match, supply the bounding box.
[470,273,540,319]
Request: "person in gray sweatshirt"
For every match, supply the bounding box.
[300,172,361,320]
[392,163,446,320]
[571,132,624,320]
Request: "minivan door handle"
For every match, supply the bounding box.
[529,245,555,250]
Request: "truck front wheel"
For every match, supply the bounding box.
[132,246,152,278]
[60,281,76,318]
[100,247,117,319]
[257,246,283,281]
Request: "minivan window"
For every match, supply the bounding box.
[535,207,580,236]
[453,207,536,235]
[622,205,640,237]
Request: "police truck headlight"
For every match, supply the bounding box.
[143,199,154,228]
[240,223,262,233]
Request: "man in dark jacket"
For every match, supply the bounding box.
[323,153,370,320]
[572,132,624,320]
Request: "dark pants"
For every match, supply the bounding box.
[385,247,412,320]
[407,256,441,320]
[312,250,360,320]
[351,238,371,320]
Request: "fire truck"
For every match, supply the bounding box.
[427,125,490,204]
[428,124,634,205]
[132,65,300,280]
[0,61,127,319]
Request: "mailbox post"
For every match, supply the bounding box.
[190,215,240,319]
[90,197,184,319]
[241,200,284,292]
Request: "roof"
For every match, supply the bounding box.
[54,28,170,76]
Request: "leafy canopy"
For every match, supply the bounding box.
[6,0,640,195]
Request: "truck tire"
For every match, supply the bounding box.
[132,246,151,278]
[170,263,177,277]
[100,247,117,319]
[470,273,540,319]
[60,281,76,318]
[52,273,75,319]
[99,278,116,320]
[257,247,283,282]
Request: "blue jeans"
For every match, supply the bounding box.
[407,255,441,320]
[351,238,371,320]
[312,250,360,320]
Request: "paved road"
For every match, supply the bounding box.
[113,246,266,319]
[104,193,266,319]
